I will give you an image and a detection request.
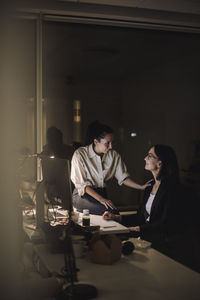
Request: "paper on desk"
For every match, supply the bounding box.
[90,214,119,228]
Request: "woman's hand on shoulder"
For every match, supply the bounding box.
[140,179,153,190]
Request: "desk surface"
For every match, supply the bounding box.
[50,210,130,235]
[34,242,200,300]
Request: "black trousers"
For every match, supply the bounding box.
[72,187,119,215]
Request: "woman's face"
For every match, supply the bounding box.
[94,133,114,155]
[144,147,162,173]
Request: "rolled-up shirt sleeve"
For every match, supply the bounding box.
[71,151,92,196]
[114,152,130,185]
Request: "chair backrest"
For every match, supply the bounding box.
[40,155,72,210]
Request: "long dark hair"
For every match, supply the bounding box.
[154,144,180,182]
[85,120,113,146]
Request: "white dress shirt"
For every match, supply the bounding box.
[71,144,130,196]
[145,193,155,221]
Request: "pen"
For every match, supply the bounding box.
[103,225,116,228]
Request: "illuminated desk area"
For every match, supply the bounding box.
[57,211,130,235]
[23,208,129,244]
[32,213,200,300]
[34,241,200,300]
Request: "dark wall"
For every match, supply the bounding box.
[43,22,200,207]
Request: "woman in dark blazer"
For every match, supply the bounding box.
[103,144,181,245]
[103,144,200,271]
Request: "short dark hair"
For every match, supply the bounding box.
[85,120,113,145]
[154,144,179,182]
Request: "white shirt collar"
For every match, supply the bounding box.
[88,143,106,160]
[88,143,96,158]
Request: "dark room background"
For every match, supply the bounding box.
[9,18,200,208]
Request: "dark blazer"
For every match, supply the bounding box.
[122,179,200,271]
[122,178,181,243]
[139,179,179,238]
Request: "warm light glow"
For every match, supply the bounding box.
[73,100,81,123]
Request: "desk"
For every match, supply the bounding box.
[23,210,129,245]
[49,210,130,235]
[34,242,200,300]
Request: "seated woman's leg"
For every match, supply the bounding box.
[72,188,119,215]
